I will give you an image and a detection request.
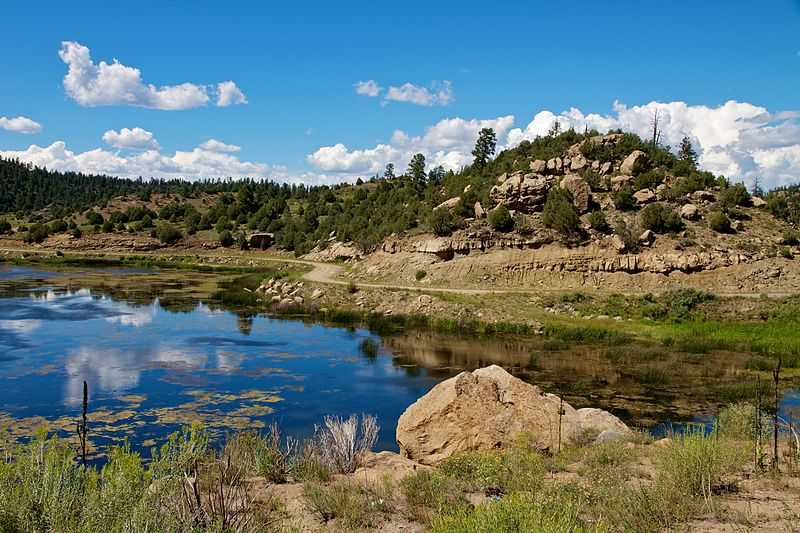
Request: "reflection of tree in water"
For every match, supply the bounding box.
[236,314,254,336]
[359,338,379,362]
[158,297,197,314]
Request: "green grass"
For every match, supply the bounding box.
[430,490,590,533]
[654,316,800,358]
[543,323,632,344]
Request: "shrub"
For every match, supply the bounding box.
[0,219,10,234]
[717,402,771,441]
[253,422,297,483]
[155,223,183,244]
[47,219,68,233]
[634,168,665,190]
[71,227,82,239]
[613,187,637,211]
[542,187,580,236]
[86,211,104,226]
[24,223,49,243]
[236,231,249,250]
[101,220,114,233]
[431,491,587,533]
[291,442,332,482]
[218,229,234,247]
[659,288,714,320]
[718,183,751,210]
[439,448,545,494]
[430,208,456,236]
[782,229,800,245]
[488,205,514,232]
[588,210,609,233]
[655,428,748,506]
[415,270,427,281]
[215,216,232,234]
[303,479,392,528]
[311,415,378,474]
[708,211,732,233]
[400,470,468,524]
[640,203,683,233]
[613,219,639,252]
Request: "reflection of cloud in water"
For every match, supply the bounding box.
[64,345,207,405]
[0,319,42,334]
[186,336,283,348]
[216,350,244,373]
[0,319,41,352]
[104,304,157,327]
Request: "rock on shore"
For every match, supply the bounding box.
[396,365,629,465]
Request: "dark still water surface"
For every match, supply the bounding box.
[0,266,443,457]
[1,265,798,460]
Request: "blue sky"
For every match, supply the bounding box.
[1,0,799,187]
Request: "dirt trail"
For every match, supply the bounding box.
[0,245,793,297]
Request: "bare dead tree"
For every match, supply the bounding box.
[650,109,662,153]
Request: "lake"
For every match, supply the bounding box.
[0,264,797,460]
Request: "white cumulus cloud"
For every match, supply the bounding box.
[307,115,513,174]
[0,115,42,134]
[58,41,245,110]
[0,139,274,181]
[384,81,454,107]
[354,80,382,97]
[199,139,241,152]
[216,81,248,107]
[306,100,800,188]
[505,100,800,189]
[102,127,159,150]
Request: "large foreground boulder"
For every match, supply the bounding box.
[396,365,629,465]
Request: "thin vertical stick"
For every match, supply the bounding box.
[81,380,88,466]
[773,359,782,471]
[557,395,564,454]
[756,374,762,470]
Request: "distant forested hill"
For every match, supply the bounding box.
[2,127,797,255]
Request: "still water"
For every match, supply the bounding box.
[0,264,797,460]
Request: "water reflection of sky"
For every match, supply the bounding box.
[0,284,441,455]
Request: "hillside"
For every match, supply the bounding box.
[2,129,800,292]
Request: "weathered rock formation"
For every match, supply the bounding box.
[620,150,649,175]
[560,174,591,213]
[633,188,656,204]
[436,197,461,211]
[680,203,699,220]
[490,172,556,213]
[396,365,629,464]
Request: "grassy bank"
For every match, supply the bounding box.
[0,403,796,532]
[2,251,307,275]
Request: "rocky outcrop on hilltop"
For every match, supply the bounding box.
[489,133,629,213]
[396,365,629,465]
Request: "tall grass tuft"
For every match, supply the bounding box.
[312,414,378,474]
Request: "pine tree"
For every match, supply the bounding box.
[472,128,497,170]
[407,153,426,183]
[383,163,395,180]
[678,136,698,167]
